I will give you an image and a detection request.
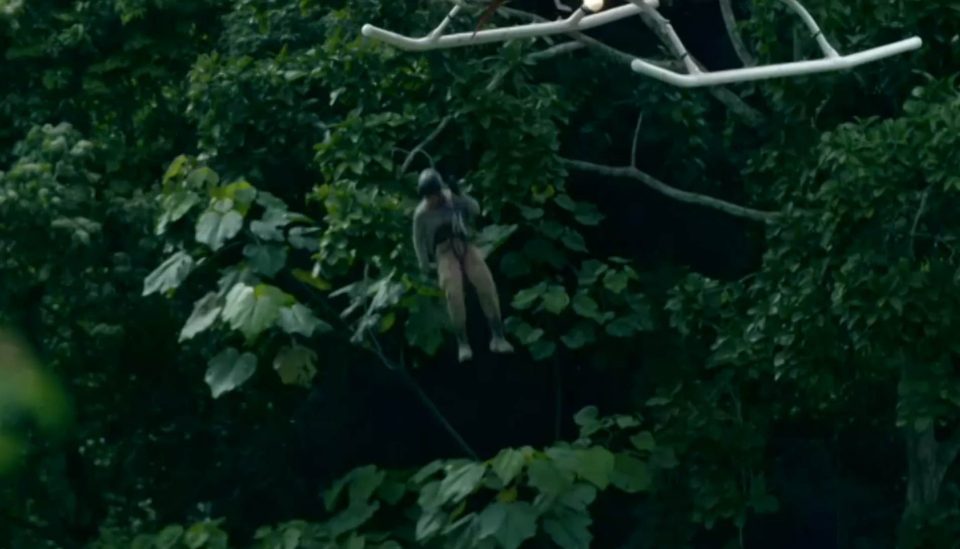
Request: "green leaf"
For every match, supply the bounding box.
[557,483,597,511]
[195,206,243,251]
[186,166,219,189]
[277,303,330,338]
[560,228,588,253]
[479,502,538,549]
[154,525,184,549]
[629,431,655,452]
[490,448,525,485]
[573,203,604,226]
[527,458,573,497]
[405,296,447,355]
[542,285,570,314]
[348,465,386,506]
[156,191,200,234]
[609,453,651,493]
[204,348,257,399]
[273,345,318,387]
[512,282,547,310]
[250,208,290,241]
[578,260,608,286]
[506,319,544,345]
[561,322,596,350]
[605,315,643,338]
[183,523,210,549]
[529,340,556,361]
[571,292,599,318]
[179,292,222,342]
[415,509,446,541]
[573,406,599,429]
[221,284,281,340]
[327,503,380,538]
[554,194,576,211]
[602,270,629,294]
[244,243,287,277]
[143,251,194,296]
[438,463,486,504]
[574,447,615,489]
[543,509,592,549]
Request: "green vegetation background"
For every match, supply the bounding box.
[1,0,959,547]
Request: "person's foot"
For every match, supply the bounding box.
[489,336,514,354]
[458,343,474,363]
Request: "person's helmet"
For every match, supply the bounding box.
[417,168,444,198]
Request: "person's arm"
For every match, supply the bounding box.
[412,201,433,273]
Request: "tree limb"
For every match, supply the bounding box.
[495,5,680,71]
[630,111,644,168]
[718,0,756,67]
[400,116,451,174]
[908,185,931,258]
[636,8,766,127]
[561,158,780,222]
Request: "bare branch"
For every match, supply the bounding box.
[719,0,756,66]
[401,116,451,174]
[561,158,780,222]
[635,7,767,126]
[630,111,644,168]
[909,185,932,258]
[495,5,678,70]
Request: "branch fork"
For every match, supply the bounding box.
[361,0,921,88]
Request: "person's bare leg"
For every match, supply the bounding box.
[437,244,472,362]
[464,245,514,353]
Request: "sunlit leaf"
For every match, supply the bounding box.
[195,204,243,251]
[204,347,257,398]
[277,303,330,338]
[179,292,222,341]
[143,251,194,296]
[273,344,318,387]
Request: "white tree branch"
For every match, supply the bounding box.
[362,0,921,89]
[719,0,756,67]
[561,158,779,223]
[361,2,658,52]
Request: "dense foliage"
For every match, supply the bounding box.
[2,0,959,547]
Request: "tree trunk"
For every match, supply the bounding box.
[898,425,960,546]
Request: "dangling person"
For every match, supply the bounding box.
[411,168,514,362]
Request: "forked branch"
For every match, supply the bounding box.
[361,0,922,89]
[561,158,779,223]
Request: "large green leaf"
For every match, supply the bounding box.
[244,242,287,277]
[204,348,257,398]
[222,283,285,339]
[195,199,244,251]
[277,303,330,338]
[478,502,538,549]
[543,508,592,549]
[142,251,194,296]
[542,285,570,314]
[179,292,222,341]
[490,448,525,486]
[609,453,651,493]
[438,462,486,504]
[272,344,318,387]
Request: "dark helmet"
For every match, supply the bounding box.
[417,168,444,198]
